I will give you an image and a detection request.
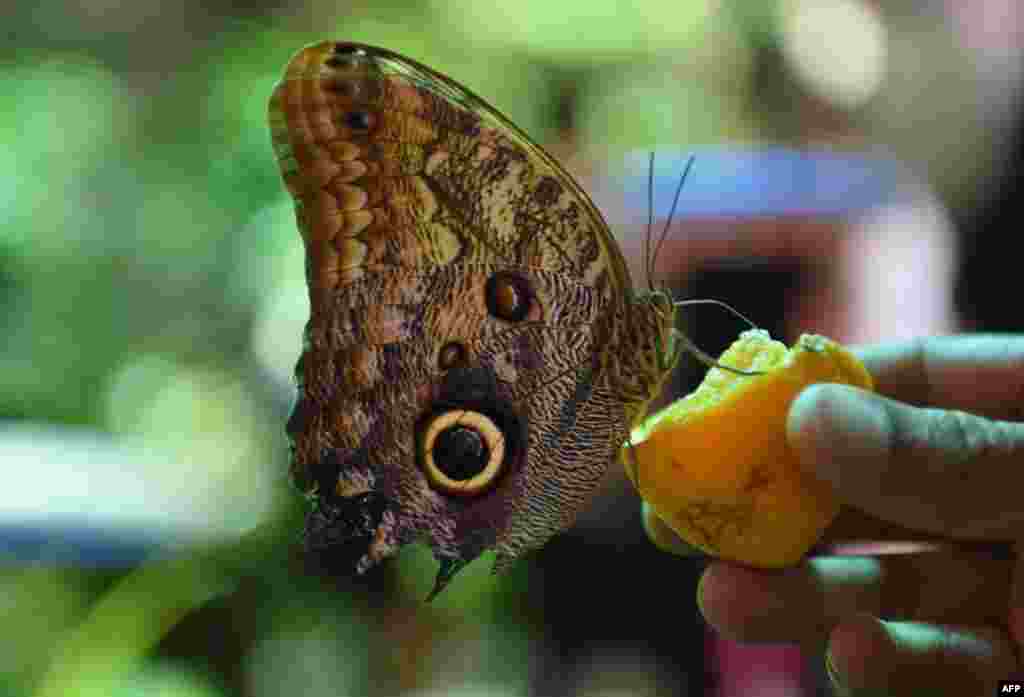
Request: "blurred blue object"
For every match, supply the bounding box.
[0,422,230,567]
[615,148,908,218]
[0,519,171,567]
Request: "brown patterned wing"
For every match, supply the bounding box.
[269,41,631,298]
[269,42,672,595]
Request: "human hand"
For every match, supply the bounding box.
[646,335,1024,695]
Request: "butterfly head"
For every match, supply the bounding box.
[610,287,680,425]
[640,287,681,372]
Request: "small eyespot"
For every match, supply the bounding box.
[344,111,371,130]
[419,410,505,497]
[485,271,533,322]
[438,341,467,371]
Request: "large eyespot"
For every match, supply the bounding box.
[485,271,533,322]
[419,410,505,497]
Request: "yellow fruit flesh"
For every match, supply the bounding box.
[625,330,874,567]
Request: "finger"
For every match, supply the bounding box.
[854,335,1024,422]
[825,614,1019,696]
[698,558,879,649]
[697,549,1014,649]
[788,383,1024,541]
[641,501,703,556]
[1011,543,1024,650]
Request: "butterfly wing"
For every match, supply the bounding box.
[269,42,667,594]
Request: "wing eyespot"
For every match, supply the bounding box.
[343,110,372,130]
[438,341,468,371]
[485,271,533,322]
[419,410,505,497]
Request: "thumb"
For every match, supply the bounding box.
[787,383,1024,542]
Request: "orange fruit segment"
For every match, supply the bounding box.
[624,330,874,567]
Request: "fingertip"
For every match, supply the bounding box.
[787,383,838,469]
[826,613,889,692]
[696,562,738,634]
[827,615,1020,694]
[697,562,776,640]
[787,383,890,484]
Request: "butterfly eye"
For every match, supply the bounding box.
[333,44,367,57]
[326,45,367,70]
[420,410,505,497]
[437,341,467,371]
[485,271,533,322]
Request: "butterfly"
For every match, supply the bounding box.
[268,41,682,597]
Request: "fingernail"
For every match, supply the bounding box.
[824,649,848,695]
[789,384,891,483]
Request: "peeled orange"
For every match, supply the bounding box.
[625,330,874,567]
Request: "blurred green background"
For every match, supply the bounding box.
[2,0,1022,695]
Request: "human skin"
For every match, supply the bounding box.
[647,335,1024,695]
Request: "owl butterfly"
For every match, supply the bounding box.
[269,41,680,597]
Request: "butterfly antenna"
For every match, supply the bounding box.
[674,298,760,330]
[645,151,656,292]
[651,155,694,276]
[671,329,763,377]
[672,297,765,377]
